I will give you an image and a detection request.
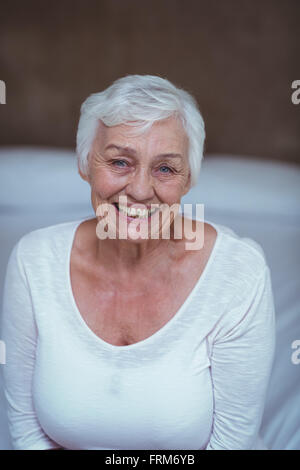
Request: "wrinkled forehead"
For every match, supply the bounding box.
[93,117,189,157]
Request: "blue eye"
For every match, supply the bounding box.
[159,166,172,174]
[112,160,127,167]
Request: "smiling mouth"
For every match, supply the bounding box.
[113,202,159,219]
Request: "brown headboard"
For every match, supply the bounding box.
[0,0,299,165]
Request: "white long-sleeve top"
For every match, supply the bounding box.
[0,217,276,450]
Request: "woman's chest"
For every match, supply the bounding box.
[68,220,216,347]
[70,269,194,347]
[34,342,213,449]
[69,242,212,347]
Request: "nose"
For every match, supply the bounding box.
[125,167,155,202]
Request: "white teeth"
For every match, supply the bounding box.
[116,204,158,218]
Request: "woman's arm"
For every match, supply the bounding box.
[205,265,276,450]
[0,239,62,450]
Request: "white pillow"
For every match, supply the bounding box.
[182,154,300,219]
[0,147,91,207]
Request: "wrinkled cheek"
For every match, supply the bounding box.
[90,189,103,213]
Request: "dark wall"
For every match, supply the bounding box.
[0,0,299,164]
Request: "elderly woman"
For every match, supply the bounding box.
[1,75,275,450]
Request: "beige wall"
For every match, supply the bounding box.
[0,0,299,164]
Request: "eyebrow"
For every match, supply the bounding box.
[104,144,183,160]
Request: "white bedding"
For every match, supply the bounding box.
[0,147,299,450]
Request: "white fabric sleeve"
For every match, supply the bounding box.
[205,265,276,450]
[0,240,62,450]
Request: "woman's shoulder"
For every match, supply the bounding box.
[13,218,86,262]
[204,219,269,279]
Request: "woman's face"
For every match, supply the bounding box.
[80,116,191,243]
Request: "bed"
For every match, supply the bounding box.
[0,147,299,450]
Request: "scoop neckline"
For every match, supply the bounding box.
[66,216,223,352]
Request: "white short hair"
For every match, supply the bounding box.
[76,74,205,187]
